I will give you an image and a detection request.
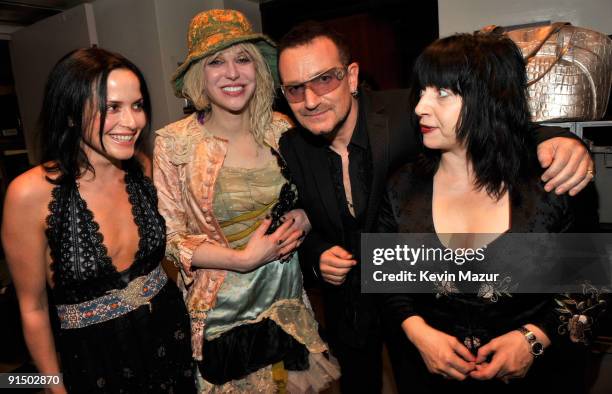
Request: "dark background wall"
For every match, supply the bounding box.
[260,0,439,90]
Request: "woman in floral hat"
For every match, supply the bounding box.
[153,9,339,393]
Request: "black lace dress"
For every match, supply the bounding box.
[46,168,195,394]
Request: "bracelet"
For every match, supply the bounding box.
[516,326,544,357]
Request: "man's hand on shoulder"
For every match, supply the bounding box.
[537,136,594,196]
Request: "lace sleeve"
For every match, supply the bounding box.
[153,132,214,278]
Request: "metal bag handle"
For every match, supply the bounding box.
[480,22,573,85]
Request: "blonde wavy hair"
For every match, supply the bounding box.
[181,42,274,144]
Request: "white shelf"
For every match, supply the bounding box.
[541,120,612,139]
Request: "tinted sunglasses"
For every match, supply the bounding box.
[281,66,347,103]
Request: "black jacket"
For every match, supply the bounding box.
[280,88,419,280]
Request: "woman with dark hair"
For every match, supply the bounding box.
[1,47,195,393]
[381,33,600,393]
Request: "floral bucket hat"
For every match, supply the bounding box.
[172,9,278,97]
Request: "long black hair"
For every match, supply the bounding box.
[410,33,536,200]
[40,47,151,184]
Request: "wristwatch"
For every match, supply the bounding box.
[517,326,544,357]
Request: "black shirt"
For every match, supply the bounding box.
[325,100,372,259]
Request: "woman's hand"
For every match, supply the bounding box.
[276,209,310,260]
[239,216,299,271]
[470,325,550,383]
[190,212,305,272]
[402,316,476,380]
[280,209,311,243]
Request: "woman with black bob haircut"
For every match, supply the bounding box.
[380,33,598,393]
[410,32,537,198]
[2,47,195,393]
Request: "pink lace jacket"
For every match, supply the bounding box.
[152,112,293,360]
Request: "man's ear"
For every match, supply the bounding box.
[347,62,360,92]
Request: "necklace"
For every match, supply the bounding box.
[345,193,355,216]
[346,196,354,208]
[330,145,356,216]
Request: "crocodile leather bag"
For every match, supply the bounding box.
[482,23,612,122]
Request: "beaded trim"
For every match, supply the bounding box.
[56,265,167,329]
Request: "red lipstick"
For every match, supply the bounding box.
[420,125,434,134]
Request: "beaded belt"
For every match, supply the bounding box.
[56,265,167,329]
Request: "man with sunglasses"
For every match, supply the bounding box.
[277,21,593,393]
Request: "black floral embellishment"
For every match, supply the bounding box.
[266,148,297,235]
[556,282,608,344]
